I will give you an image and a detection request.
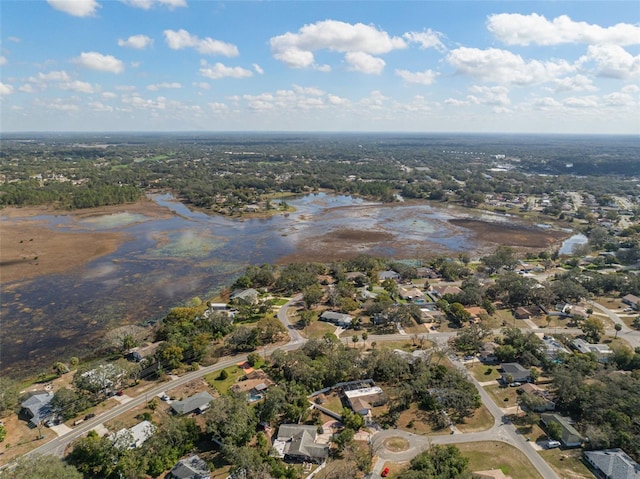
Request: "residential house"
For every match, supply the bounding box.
[541,413,583,447]
[415,267,440,279]
[479,342,498,364]
[319,311,353,328]
[398,286,425,302]
[518,383,555,411]
[170,391,214,416]
[378,270,400,281]
[342,384,386,416]
[572,338,613,363]
[20,392,54,428]
[229,288,258,305]
[584,449,640,479]
[272,424,329,464]
[542,336,570,360]
[125,341,162,363]
[500,363,531,383]
[230,376,274,402]
[622,294,640,310]
[430,285,463,297]
[514,307,532,320]
[202,303,236,320]
[110,420,156,449]
[168,455,210,479]
[465,306,488,323]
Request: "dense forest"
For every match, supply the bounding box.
[1,133,638,212]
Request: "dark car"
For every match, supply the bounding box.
[115,390,124,396]
[84,413,95,420]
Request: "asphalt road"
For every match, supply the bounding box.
[19,296,635,479]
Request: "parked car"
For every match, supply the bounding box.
[115,390,124,396]
[509,382,522,387]
[84,413,95,420]
[161,394,170,401]
[547,440,561,449]
[381,467,390,477]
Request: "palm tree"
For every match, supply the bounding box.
[614,323,622,339]
[361,332,368,348]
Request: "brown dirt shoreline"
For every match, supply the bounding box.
[0,198,173,284]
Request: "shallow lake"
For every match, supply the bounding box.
[0,193,549,375]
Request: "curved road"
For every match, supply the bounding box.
[22,294,630,479]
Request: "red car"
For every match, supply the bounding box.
[381,467,390,477]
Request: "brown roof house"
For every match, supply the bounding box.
[230,373,274,402]
[272,424,329,464]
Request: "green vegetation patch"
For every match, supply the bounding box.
[148,230,226,259]
[205,366,245,394]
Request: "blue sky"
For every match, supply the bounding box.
[1,1,639,133]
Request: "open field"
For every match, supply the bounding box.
[457,441,544,479]
[540,448,594,479]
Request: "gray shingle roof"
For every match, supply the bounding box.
[171,391,214,415]
[169,455,210,479]
[584,449,640,479]
[21,392,54,427]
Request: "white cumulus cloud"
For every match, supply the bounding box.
[193,82,210,90]
[403,30,446,51]
[487,13,640,46]
[147,82,182,90]
[164,29,238,56]
[200,62,252,79]
[121,0,187,9]
[47,0,100,17]
[395,68,438,85]
[74,52,124,73]
[270,19,405,70]
[553,74,597,92]
[253,64,264,75]
[345,52,385,74]
[0,82,14,95]
[447,47,574,85]
[0,56,7,66]
[118,34,153,49]
[59,80,97,93]
[578,44,640,80]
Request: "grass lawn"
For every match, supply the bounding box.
[396,404,450,436]
[485,384,520,408]
[303,320,338,339]
[492,309,529,328]
[457,441,543,479]
[468,363,502,383]
[456,404,495,432]
[540,448,594,479]
[272,297,289,306]
[205,365,245,394]
[321,392,345,416]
